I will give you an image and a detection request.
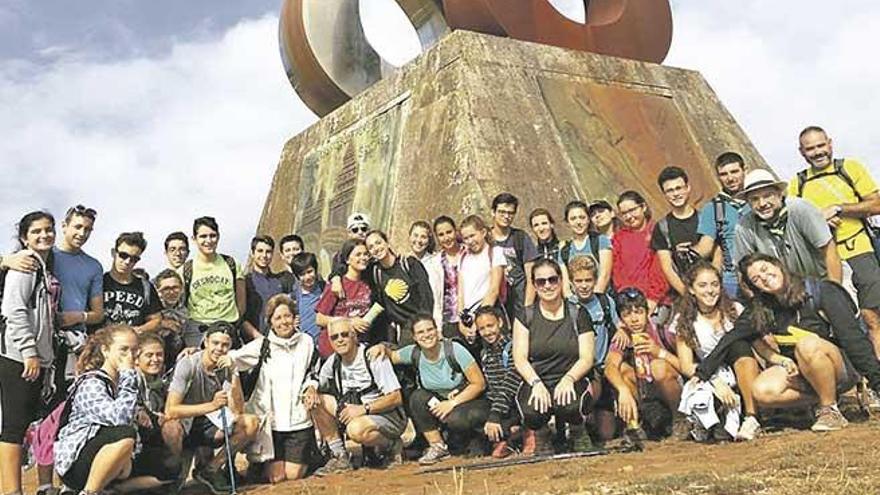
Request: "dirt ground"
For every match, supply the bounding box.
[24,416,880,495]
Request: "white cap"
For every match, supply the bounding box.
[346,212,371,230]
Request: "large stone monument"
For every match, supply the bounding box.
[259,14,767,272]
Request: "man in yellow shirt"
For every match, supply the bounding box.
[789,126,880,366]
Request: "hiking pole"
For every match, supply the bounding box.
[219,370,238,495]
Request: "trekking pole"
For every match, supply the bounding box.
[219,370,238,495]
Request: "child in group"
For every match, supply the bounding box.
[604,287,683,440]
[473,306,521,458]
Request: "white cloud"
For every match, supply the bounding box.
[1,3,878,274]
[0,15,316,270]
[666,0,880,179]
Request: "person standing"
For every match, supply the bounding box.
[181,217,246,348]
[612,191,670,314]
[491,193,538,322]
[0,211,59,495]
[243,235,289,341]
[101,232,162,333]
[697,152,751,298]
[789,126,880,359]
[162,232,189,273]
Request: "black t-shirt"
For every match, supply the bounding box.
[651,211,702,274]
[373,256,433,345]
[102,273,162,326]
[524,303,593,383]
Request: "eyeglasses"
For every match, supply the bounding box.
[116,251,142,264]
[495,209,517,217]
[167,247,188,254]
[534,275,560,288]
[66,204,97,220]
[618,205,644,218]
[330,331,352,341]
[350,225,368,234]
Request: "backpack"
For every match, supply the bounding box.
[181,254,238,305]
[372,255,413,289]
[410,338,463,389]
[328,348,379,403]
[588,293,615,365]
[240,337,272,402]
[54,370,115,441]
[657,217,702,275]
[711,198,735,273]
[559,234,602,267]
[0,263,47,355]
[795,158,880,261]
[499,339,514,369]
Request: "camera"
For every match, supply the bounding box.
[459,308,474,328]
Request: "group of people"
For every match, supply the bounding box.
[1,125,879,495]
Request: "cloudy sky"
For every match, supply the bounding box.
[1,0,877,270]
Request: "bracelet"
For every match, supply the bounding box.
[657,350,669,361]
[562,374,576,384]
[364,403,371,415]
[529,376,542,387]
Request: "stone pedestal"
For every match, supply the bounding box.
[258,30,767,272]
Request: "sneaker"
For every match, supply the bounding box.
[193,467,232,495]
[865,388,880,413]
[671,413,691,440]
[569,425,596,453]
[374,438,404,468]
[465,437,488,458]
[417,443,450,466]
[736,416,762,441]
[621,427,647,452]
[811,405,849,432]
[36,487,60,495]
[314,453,353,476]
[491,440,514,459]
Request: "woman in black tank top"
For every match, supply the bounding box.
[512,259,596,455]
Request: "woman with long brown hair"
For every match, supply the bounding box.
[670,262,760,441]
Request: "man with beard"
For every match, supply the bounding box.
[788,126,880,368]
[697,152,752,298]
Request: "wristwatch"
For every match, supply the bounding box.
[364,403,372,415]
[528,376,542,387]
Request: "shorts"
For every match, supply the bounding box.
[0,356,44,443]
[848,253,880,309]
[61,425,136,491]
[365,408,407,439]
[184,416,222,449]
[271,428,318,465]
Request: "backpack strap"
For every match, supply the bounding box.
[141,276,151,309]
[182,259,194,305]
[797,159,861,200]
[501,340,513,369]
[443,339,462,377]
[597,293,614,330]
[221,254,238,280]
[511,229,526,266]
[658,217,671,250]
[589,233,600,261]
[796,170,809,197]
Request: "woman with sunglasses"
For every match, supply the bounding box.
[698,253,880,432]
[1,211,60,495]
[512,259,596,455]
[432,216,465,338]
[219,294,320,483]
[315,239,377,357]
[670,262,761,441]
[612,191,670,314]
[365,230,434,346]
[368,314,487,465]
[561,201,613,295]
[457,215,507,352]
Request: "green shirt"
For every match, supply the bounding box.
[187,255,243,323]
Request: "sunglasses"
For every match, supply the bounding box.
[330,331,352,341]
[116,251,142,264]
[618,287,643,300]
[350,225,368,234]
[66,204,97,220]
[534,275,560,288]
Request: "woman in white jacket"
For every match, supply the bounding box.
[221,294,319,483]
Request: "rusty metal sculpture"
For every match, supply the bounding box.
[280,0,673,116]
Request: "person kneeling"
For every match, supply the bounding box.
[512,259,597,456]
[54,326,153,495]
[312,319,407,475]
[369,314,488,466]
[165,323,260,493]
[604,288,683,441]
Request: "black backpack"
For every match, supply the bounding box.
[795,158,880,262]
[240,337,272,402]
[328,348,379,405]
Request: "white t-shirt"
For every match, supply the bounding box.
[318,344,401,405]
[458,245,507,311]
[669,303,744,360]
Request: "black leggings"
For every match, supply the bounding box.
[516,379,592,430]
[0,356,43,443]
[409,388,488,435]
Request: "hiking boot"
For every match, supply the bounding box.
[491,440,514,459]
[811,405,849,432]
[193,467,232,495]
[465,437,488,458]
[417,443,450,466]
[736,415,761,441]
[374,438,404,468]
[314,453,353,476]
[689,419,710,443]
[36,487,60,495]
[569,425,596,453]
[621,427,647,452]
